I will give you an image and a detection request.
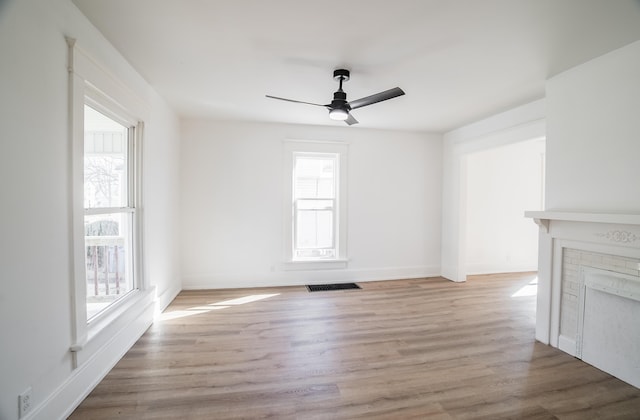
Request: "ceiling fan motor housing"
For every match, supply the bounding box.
[331,90,349,110]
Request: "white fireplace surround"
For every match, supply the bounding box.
[526,211,640,387]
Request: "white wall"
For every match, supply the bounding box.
[0,1,181,419]
[465,139,545,274]
[532,39,640,348]
[180,120,442,288]
[546,39,640,212]
[144,91,182,310]
[441,100,546,281]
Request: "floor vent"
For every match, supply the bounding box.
[307,283,361,292]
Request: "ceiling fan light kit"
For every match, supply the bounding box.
[329,108,349,121]
[266,69,405,126]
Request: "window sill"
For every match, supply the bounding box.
[282,259,348,271]
[70,287,155,367]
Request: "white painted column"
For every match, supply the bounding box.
[532,218,552,344]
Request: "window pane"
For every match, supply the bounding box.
[296,209,333,249]
[294,156,335,198]
[84,105,128,208]
[84,212,134,320]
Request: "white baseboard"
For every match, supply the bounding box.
[28,299,155,420]
[182,265,441,289]
[466,262,538,276]
[156,282,182,313]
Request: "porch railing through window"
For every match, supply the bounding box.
[85,236,125,297]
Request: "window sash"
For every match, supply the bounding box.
[293,154,336,199]
[292,153,338,260]
[294,198,335,210]
[84,212,135,320]
[83,108,138,322]
[84,207,135,216]
[294,207,336,251]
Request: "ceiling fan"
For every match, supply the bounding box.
[266,69,405,125]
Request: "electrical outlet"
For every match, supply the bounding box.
[19,387,32,419]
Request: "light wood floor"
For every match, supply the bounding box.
[70,273,640,419]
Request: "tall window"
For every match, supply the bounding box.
[283,140,348,268]
[68,37,150,366]
[293,153,338,260]
[83,105,137,319]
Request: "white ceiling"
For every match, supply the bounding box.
[72,0,640,132]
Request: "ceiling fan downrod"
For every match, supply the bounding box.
[330,69,350,116]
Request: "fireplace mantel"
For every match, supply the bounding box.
[526,210,640,388]
[525,211,640,233]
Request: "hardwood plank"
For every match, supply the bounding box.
[70,273,640,419]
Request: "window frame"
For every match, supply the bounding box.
[68,38,152,368]
[283,140,348,270]
[83,99,139,321]
[292,152,338,260]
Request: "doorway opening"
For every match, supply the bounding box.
[464,138,545,278]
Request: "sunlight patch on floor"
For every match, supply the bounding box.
[213,294,280,306]
[159,293,280,321]
[511,277,538,298]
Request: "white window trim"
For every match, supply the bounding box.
[282,140,348,270]
[67,38,152,368]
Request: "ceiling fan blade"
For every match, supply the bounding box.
[265,95,328,108]
[348,87,405,110]
[344,113,359,126]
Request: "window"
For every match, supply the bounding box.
[283,141,348,269]
[83,104,137,319]
[293,153,338,260]
[67,38,152,366]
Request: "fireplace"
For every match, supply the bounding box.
[525,211,640,388]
